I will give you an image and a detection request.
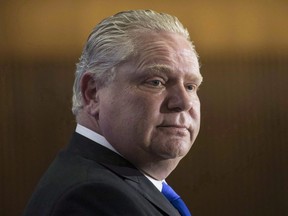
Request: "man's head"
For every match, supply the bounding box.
[73,10,203,179]
[72,10,193,114]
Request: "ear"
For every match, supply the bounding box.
[80,72,100,117]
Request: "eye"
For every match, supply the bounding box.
[146,79,165,88]
[150,80,162,86]
[186,84,197,91]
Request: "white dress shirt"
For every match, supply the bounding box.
[75,124,119,154]
[75,124,163,191]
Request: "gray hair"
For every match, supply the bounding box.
[72,9,193,115]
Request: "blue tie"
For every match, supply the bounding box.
[161,182,192,216]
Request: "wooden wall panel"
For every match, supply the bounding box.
[1,53,287,216]
[168,53,288,216]
[0,59,75,216]
[1,1,288,215]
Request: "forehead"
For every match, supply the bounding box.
[132,32,200,75]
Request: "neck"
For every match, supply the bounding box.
[76,110,102,134]
[133,156,182,180]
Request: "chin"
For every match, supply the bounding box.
[150,137,191,159]
[159,144,190,159]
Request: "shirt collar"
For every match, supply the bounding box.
[75,123,164,192]
[75,123,120,154]
[145,175,164,191]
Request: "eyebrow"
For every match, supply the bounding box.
[146,64,173,72]
[144,64,203,85]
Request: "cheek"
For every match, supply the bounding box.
[102,92,159,129]
[128,97,161,129]
[123,91,162,119]
[122,95,163,142]
[191,97,201,118]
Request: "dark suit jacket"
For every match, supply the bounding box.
[23,132,180,216]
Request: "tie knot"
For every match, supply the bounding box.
[161,182,180,202]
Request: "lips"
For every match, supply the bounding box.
[157,123,189,129]
[158,125,187,129]
[157,115,192,135]
[157,125,190,136]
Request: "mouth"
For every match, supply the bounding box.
[157,124,188,129]
[157,125,190,136]
[159,125,186,129]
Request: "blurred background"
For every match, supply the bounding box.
[0,0,287,215]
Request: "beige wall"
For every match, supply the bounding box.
[1,0,288,58]
[1,1,287,216]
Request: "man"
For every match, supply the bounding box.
[23,9,203,216]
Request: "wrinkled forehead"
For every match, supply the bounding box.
[131,32,199,73]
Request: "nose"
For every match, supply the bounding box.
[166,85,196,112]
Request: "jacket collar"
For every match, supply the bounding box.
[67,132,180,215]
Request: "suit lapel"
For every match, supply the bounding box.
[101,162,180,215]
[127,175,181,215]
[68,133,180,215]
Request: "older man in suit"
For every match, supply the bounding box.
[23,10,203,216]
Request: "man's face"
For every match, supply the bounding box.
[96,32,202,169]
